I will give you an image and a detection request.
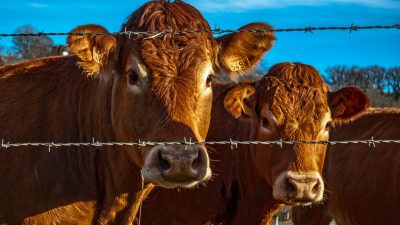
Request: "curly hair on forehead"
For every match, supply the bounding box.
[117,0,218,118]
[119,0,217,72]
[121,0,212,34]
[256,62,331,140]
[266,62,329,93]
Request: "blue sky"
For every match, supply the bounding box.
[0,0,399,73]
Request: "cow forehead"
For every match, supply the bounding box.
[121,0,216,51]
[264,82,330,139]
[123,1,212,31]
[120,0,217,77]
[139,38,214,76]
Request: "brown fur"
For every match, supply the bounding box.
[140,81,269,225]
[138,62,369,225]
[67,25,116,75]
[119,1,216,121]
[257,77,328,173]
[292,108,400,225]
[0,1,276,224]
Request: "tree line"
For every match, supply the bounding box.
[1,25,398,107]
[0,25,66,65]
[325,65,400,107]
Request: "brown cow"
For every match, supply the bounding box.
[0,1,275,224]
[292,108,400,225]
[138,62,369,225]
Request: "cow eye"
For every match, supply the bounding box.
[128,70,139,85]
[206,74,215,87]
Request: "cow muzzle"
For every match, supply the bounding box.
[142,144,211,188]
[273,171,324,205]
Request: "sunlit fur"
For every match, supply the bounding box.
[255,63,330,177]
[138,63,369,225]
[119,1,216,127]
[292,108,400,225]
[254,62,368,206]
[0,1,277,224]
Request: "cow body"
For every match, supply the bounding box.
[0,1,276,224]
[0,57,147,224]
[293,108,400,225]
[139,62,369,225]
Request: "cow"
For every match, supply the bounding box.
[138,62,370,225]
[292,108,400,225]
[0,1,276,224]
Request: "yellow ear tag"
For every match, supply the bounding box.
[229,55,250,72]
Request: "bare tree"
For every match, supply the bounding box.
[0,46,4,66]
[324,65,399,107]
[386,67,400,101]
[12,25,54,60]
[325,66,350,89]
[365,66,386,90]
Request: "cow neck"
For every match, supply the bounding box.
[207,83,274,225]
[0,56,107,222]
[231,132,279,225]
[0,55,154,224]
[229,126,282,224]
[72,61,148,222]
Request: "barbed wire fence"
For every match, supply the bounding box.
[0,22,399,225]
[1,138,400,151]
[0,24,399,38]
[1,23,399,150]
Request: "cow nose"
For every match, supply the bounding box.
[286,176,321,202]
[140,144,211,188]
[273,171,324,205]
[158,145,207,182]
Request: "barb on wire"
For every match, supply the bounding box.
[368,136,376,148]
[1,138,400,150]
[229,138,238,150]
[348,23,356,33]
[305,26,313,34]
[0,24,398,38]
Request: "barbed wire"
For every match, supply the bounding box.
[1,138,400,150]
[0,24,399,38]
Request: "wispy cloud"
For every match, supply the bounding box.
[26,2,114,10]
[188,0,400,12]
[29,2,49,8]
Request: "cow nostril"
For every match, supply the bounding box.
[191,150,202,171]
[158,151,171,171]
[286,178,296,194]
[312,180,321,194]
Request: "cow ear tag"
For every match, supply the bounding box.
[228,55,250,72]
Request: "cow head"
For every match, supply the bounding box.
[224,62,369,204]
[67,1,275,188]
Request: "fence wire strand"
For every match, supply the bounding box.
[0,24,399,38]
[1,138,400,150]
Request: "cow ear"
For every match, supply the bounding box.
[216,23,275,80]
[67,24,116,76]
[224,84,257,119]
[329,87,370,122]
